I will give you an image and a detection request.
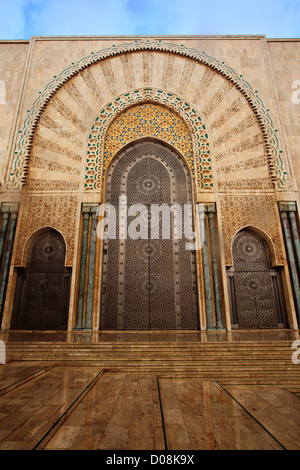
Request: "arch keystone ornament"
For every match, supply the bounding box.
[10,40,289,191]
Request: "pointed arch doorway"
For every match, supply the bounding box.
[100,140,199,330]
[227,229,288,329]
[11,229,71,330]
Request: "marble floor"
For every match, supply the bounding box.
[0,361,299,450]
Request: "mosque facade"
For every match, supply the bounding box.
[0,35,299,333]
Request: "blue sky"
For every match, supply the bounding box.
[1,0,300,39]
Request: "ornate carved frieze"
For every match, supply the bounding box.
[10,39,288,191]
[14,195,78,266]
[219,194,283,266]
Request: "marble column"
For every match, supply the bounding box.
[85,207,98,330]
[75,206,90,329]
[207,204,225,330]
[0,204,19,322]
[75,204,99,330]
[0,212,9,267]
[288,204,300,276]
[279,202,300,322]
[198,204,214,330]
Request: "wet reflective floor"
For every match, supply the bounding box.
[0,362,299,450]
[0,330,299,450]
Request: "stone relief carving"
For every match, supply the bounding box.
[14,195,78,267]
[219,194,283,266]
[10,39,288,190]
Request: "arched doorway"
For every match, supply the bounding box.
[227,229,287,329]
[11,229,71,330]
[100,140,199,330]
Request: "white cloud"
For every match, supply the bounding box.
[0,0,299,39]
[144,0,300,37]
[26,0,137,36]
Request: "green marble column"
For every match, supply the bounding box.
[288,206,300,277]
[207,205,224,330]
[0,211,18,322]
[75,207,90,330]
[279,203,300,322]
[198,204,214,330]
[85,207,98,330]
[0,212,9,267]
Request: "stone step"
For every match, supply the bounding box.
[7,350,296,363]
[7,354,296,364]
[6,344,295,353]
[45,364,300,381]
[7,343,293,349]
[6,340,299,383]
[6,340,294,347]
[6,357,299,370]
[7,347,295,356]
[7,345,293,353]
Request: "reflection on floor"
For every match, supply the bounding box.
[0,330,299,450]
[0,363,299,450]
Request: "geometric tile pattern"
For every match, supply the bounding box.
[104,104,193,174]
[86,88,211,191]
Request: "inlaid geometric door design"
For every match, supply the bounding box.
[227,229,287,329]
[11,230,71,330]
[100,140,199,330]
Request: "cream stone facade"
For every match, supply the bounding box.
[0,35,299,333]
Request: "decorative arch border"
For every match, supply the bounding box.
[19,225,68,268]
[11,38,287,189]
[86,88,211,190]
[230,224,280,268]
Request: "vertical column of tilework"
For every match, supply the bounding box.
[85,207,98,330]
[0,203,19,324]
[0,212,9,267]
[75,204,99,330]
[197,204,214,330]
[288,205,300,276]
[75,205,90,330]
[207,204,225,330]
[278,202,300,323]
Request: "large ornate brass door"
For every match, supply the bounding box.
[100,140,199,330]
[11,230,71,330]
[227,229,287,329]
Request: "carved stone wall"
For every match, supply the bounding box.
[0,42,29,182]
[219,194,284,266]
[10,42,287,194]
[13,194,78,266]
[0,36,298,331]
[10,42,285,290]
